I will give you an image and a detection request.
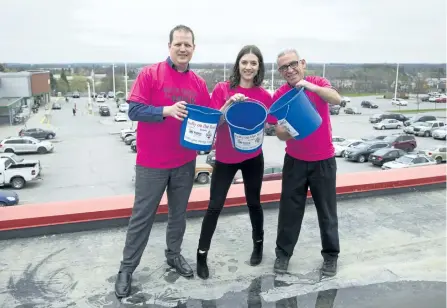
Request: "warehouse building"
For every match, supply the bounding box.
[0,71,51,125]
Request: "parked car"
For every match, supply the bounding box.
[121,128,136,140]
[368,148,407,167]
[330,105,340,115]
[124,134,136,145]
[412,121,445,137]
[233,164,283,184]
[404,114,437,127]
[369,113,408,124]
[0,157,42,189]
[418,146,446,164]
[332,136,348,144]
[99,106,111,116]
[114,113,128,122]
[0,136,54,154]
[432,126,447,140]
[0,190,19,206]
[195,164,213,184]
[52,102,62,110]
[72,91,80,98]
[206,150,216,167]
[403,121,425,134]
[130,140,137,153]
[96,95,106,102]
[19,128,56,140]
[344,107,361,115]
[334,139,364,157]
[119,103,129,113]
[373,119,403,130]
[361,135,387,142]
[381,154,436,170]
[361,101,378,108]
[343,141,390,163]
[0,153,41,172]
[381,134,417,152]
[391,98,408,106]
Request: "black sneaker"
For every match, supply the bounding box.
[321,259,337,277]
[273,256,289,274]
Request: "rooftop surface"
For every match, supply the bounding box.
[0,189,445,307]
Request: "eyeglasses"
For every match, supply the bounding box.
[278,61,300,73]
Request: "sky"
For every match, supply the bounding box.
[1,0,446,64]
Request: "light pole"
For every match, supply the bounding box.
[124,62,128,99]
[112,64,116,96]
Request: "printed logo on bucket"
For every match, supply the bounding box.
[184,119,217,146]
[278,119,299,138]
[234,129,264,151]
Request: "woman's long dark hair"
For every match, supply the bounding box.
[229,45,265,89]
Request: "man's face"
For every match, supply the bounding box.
[168,30,195,70]
[277,52,306,85]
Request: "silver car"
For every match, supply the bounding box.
[373,119,403,130]
[432,126,447,140]
[0,136,54,154]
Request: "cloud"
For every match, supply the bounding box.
[0,0,445,63]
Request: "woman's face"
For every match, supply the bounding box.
[239,53,259,83]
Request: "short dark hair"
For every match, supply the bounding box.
[229,45,265,89]
[169,25,195,44]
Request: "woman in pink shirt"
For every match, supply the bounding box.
[196,45,274,279]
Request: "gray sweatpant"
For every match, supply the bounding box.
[119,159,196,273]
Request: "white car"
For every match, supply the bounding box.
[334,139,363,157]
[432,126,447,140]
[0,136,54,154]
[332,136,347,145]
[114,113,128,122]
[373,119,403,130]
[382,154,436,170]
[96,95,106,102]
[341,96,351,103]
[403,121,425,134]
[119,103,129,113]
[391,98,408,106]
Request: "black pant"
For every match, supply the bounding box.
[276,154,339,260]
[198,153,265,251]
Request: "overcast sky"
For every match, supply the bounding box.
[1,0,446,64]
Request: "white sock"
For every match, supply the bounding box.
[199,250,206,254]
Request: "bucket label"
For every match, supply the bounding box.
[234,129,264,151]
[184,118,217,145]
[278,119,299,137]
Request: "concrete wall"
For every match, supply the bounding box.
[0,73,32,97]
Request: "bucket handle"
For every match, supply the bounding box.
[187,105,222,116]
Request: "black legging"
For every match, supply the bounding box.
[198,153,264,251]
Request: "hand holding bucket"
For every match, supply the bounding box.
[164,101,188,121]
[268,87,322,140]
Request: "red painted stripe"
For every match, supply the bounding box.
[0,165,445,231]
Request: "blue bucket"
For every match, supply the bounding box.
[180,104,222,151]
[269,87,322,140]
[224,100,267,154]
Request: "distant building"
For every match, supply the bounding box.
[0,71,50,125]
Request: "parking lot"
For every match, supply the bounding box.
[2,95,446,205]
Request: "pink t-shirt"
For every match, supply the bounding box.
[211,81,274,164]
[271,76,335,162]
[128,61,211,169]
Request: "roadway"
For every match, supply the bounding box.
[6,96,446,205]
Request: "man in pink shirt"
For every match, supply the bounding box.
[114,25,211,299]
[271,49,342,277]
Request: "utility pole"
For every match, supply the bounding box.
[112,64,116,96]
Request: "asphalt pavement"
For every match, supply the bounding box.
[4,96,447,205]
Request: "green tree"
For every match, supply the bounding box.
[0,63,6,72]
[56,79,69,94]
[98,75,124,93]
[60,68,70,91]
[70,76,88,92]
[49,72,57,92]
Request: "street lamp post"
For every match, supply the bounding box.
[112,64,116,96]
